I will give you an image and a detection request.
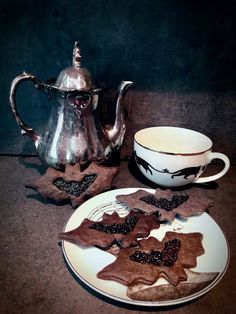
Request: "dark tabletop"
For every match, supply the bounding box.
[0,156,235,314]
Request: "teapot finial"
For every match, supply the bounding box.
[54,41,94,90]
[73,41,81,68]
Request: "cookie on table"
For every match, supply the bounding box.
[26,162,119,208]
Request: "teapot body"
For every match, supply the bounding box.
[37,89,112,168]
[9,42,133,169]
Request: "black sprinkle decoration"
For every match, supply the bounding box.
[140,194,189,212]
[53,174,97,196]
[89,215,139,235]
[130,238,181,267]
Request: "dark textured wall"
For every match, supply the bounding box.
[1,0,236,161]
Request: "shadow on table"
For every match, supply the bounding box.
[18,155,48,175]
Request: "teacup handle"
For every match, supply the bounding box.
[194,152,230,184]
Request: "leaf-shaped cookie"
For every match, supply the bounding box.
[127,269,219,301]
[97,232,204,286]
[117,189,212,222]
[26,162,118,208]
[59,210,160,249]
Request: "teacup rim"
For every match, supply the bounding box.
[134,126,213,155]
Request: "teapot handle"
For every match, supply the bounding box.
[9,72,42,147]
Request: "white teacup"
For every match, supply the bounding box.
[134,126,230,187]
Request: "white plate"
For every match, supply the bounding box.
[61,188,230,307]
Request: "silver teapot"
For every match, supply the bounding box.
[9,42,133,169]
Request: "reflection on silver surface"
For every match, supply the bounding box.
[9,42,133,169]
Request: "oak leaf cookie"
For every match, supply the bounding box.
[127,269,219,301]
[97,232,204,286]
[116,189,212,222]
[25,162,119,208]
[59,210,160,249]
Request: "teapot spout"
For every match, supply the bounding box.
[119,80,134,96]
[105,80,133,150]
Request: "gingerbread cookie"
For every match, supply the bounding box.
[97,232,204,286]
[59,210,160,249]
[26,162,119,208]
[127,269,219,301]
[116,189,212,222]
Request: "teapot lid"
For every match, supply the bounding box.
[55,42,95,91]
